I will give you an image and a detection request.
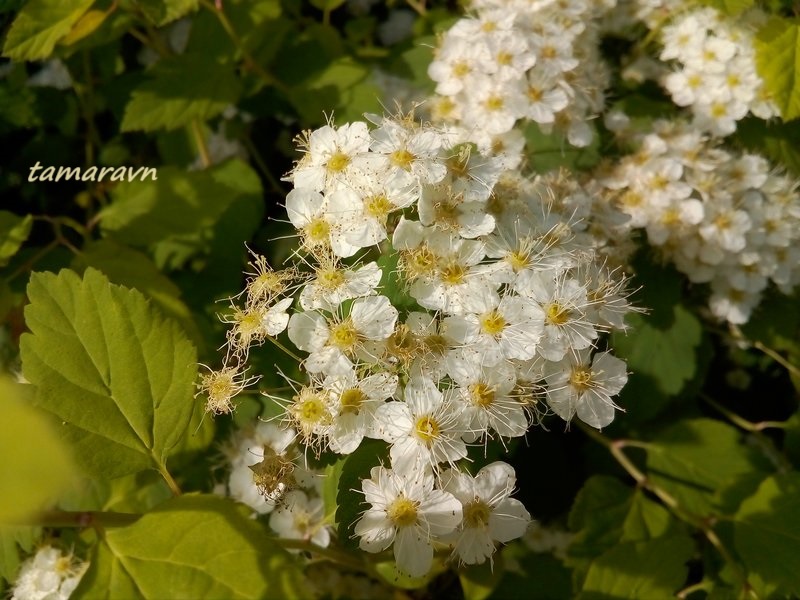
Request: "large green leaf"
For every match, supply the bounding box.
[121,54,242,132]
[488,551,571,600]
[0,212,32,267]
[19,268,197,479]
[646,419,771,517]
[2,0,94,61]
[755,17,800,121]
[733,473,800,596]
[99,160,261,259]
[698,0,753,15]
[0,378,76,523]
[74,494,307,599]
[577,535,694,599]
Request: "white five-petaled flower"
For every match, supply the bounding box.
[544,349,628,429]
[354,466,462,577]
[288,295,399,376]
[375,376,468,473]
[440,462,531,565]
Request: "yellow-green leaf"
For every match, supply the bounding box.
[19,268,197,479]
[755,17,800,121]
[0,377,76,523]
[2,0,95,61]
[73,494,307,599]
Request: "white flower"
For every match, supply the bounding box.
[440,462,530,565]
[354,466,462,577]
[447,352,528,440]
[375,376,467,473]
[269,490,331,548]
[285,188,359,258]
[291,121,371,193]
[299,260,382,312]
[443,292,544,365]
[325,369,398,454]
[12,546,87,600]
[544,350,627,428]
[288,296,398,376]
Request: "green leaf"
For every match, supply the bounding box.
[755,17,800,121]
[646,419,771,517]
[134,0,198,26]
[460,559,504,600]
[0,377,76,523]
[19,268,197,479]
[0,212,32,267]
[59,471,172,514]
[100,160,261,254]
[2,0,94,61]
[568,476,679,572]
[734,118,800,176]
[321,457,346,526]
[0,83,41,133]
[733,473,800,596]
[611,260,709,421]
[121,54,242,132]
[309,0,345,10]
[578,535,694,599]
[0,525,41,585]
[288,57,382,124]
[74,494,307,599]
[72,239,203,346]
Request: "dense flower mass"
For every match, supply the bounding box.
[208,114,636,576]
[595,118,800,324]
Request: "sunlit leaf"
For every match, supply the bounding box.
[20,268,197,479]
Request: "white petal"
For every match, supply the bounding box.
[394,527,434,577]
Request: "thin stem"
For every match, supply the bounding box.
[192,120,212,168]
[753,341,800,379]
[240,134,286,195]
[199,0,289,94]
[18,510,140,529]
[266,336,303,363]
[158,465,182,496]
[702,394,793,472]
[5,240,58,283]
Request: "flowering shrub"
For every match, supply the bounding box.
[1,0,800,598]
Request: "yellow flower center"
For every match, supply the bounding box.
[387,496,419,527]
[364,194,392,222]
[304,217,330,245]
[470,383,495,408]
[463,499,491,528]
[569,366,592,391]
[329,319,359,352]
[480,310,507,337]
[415,415,441,445]
[390,148,416,170]
[340,388,366,414]
[545,302,571,326]
[441,262,466,285]
[327,151,350,173]
[317,267,345,291]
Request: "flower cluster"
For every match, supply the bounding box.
[11,546,87,600]
[207,114,635,576]
[657,7,778,136]
[596,117,800,324]
[222,421,332,548]
[426,0,613,155]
